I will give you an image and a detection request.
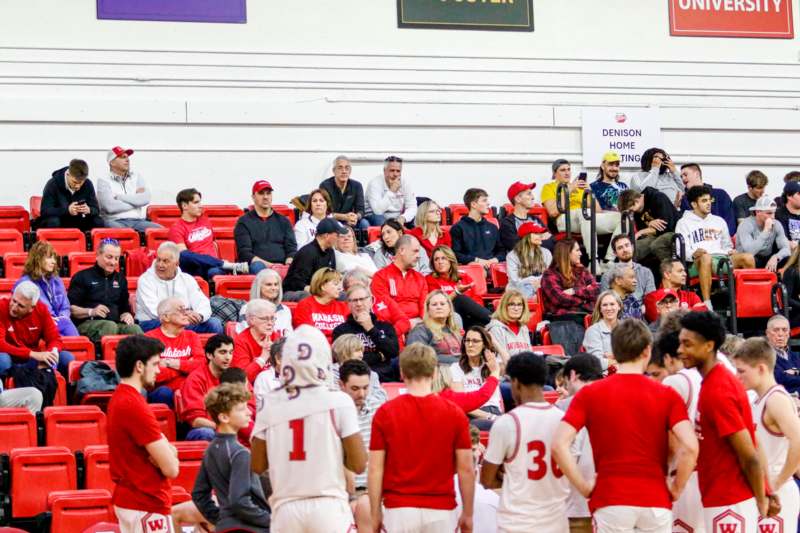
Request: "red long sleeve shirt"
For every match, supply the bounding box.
[232,327,274,383]
[439,376,500,412]
[371,263,427,321]
[144,327,204,390]
[0,298,62,358]
[179,363,219,425]
[372,296,412,336]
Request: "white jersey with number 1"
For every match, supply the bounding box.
[484,402,569,533]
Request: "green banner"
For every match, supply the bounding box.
[398,0,533,31]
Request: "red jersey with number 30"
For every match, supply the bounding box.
[562,373,688,512]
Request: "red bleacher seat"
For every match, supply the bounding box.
[198,332,214,347]
[68,360,115,384]
[44,405,107,452]
[29,196,42,220]
[204,205,243,229]
[173,389,185,419]
[367,226,381,243]
[225,321,238,337]
[489,262,508,289]
[457,264,488,297]
[48,489,113,533]
[214,274,255,299]
[0,408,37,454]
[272,263,289,279]
[0,206,29,233]
[447,204,469,224]
[68,252,101,275]
[146,205,181,227]
[501,203,549,227]
[2,252,27,279]
[193,276,210,297]
[172,441,209,494]
[36,228,87,255]
[90,228,140,252]
[145,227,169,251]
[734,269,777,319]
[0,229,24,255]
[62,336,96,362]
[83,445,113,493]
[381,382,406,400]
[10,446,77,518]
[101,335,128,361]
[214,226,237,262]
[531,344,566,357]
[54,372,67,406]
[150,403,177,442]
[272,204,296,225]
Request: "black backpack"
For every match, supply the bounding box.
[9,365,57,408]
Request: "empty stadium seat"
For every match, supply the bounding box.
[90,228,140,252]
[10,446,77,518]
[272,204,296,225]
[0,206,29,233]
[204,205,243,229]
[457,264,488,297]
[195,276,210,297]
[150,403,176,442]
[734,269,777,318]
[29,196,42,220]
[213,274,255,299]
[530,345,566,357]
[214,226,237,262]
[36,228,87,255]
[1,252,27,279]
[489,262,508,289]
[367,226,381,243]
[0,229,24,255]
[101,335,128,361]
[501,203,549,227]
[381,382,406,400]
[68,252,101,275]
[447,204,469,224]
[146,205,181,227]
[48,489,113,533]
[61,336,96,362]
[145,227,169,251]
[272,263,289,279]
[83,445,112,493]
[44,405,107,452]
[172,441,209,494]
[0,408,37,454]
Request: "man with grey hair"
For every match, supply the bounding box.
[69,238,141,344]
[764,314,800,394]
[320,155,369,229]
[96,146,162,230]
[232,298,277,383]
[365,155,417,226]
[0,281,74,377]
[136,241,223,334]
[371,235,427,324]
[608,263,643,320]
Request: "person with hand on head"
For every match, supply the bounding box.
[629,147,683,207]
[38,158,104,231]
[233,299,277,384]
[582,290,623,371]
[407,200,451,258]
[506,222,552,299]
[292,267,349,343]
[679,163,736,235]
[293,188,334,249]
[366,218,431,274]
[282,217,347,300]
[500,181,554,252]
[450,326,504,430]
[733,170,768,225]
[365,155,416,227]
[68,238,141,344]
[15,241,78,336]
[406,290,463,366]
[450,187,505,268]
[735,196,791,272]
[319,155,369,229]
[426,244,492,330]
[615,187,679,267]
[234,179,296,275]
[370,235,428,326]
[97,146,162,230]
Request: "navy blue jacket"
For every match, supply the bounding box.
[450,216,505,264]
[680,182,736,236]
[774,349,800,395]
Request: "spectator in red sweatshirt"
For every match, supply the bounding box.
[232,299,277,383]
[0,281,72,377]
[371,235,427,326]
[144,297,204,407]
[180,333,234,441]
[292,267,349,343]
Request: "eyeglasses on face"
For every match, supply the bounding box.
[348,296,371,304]
[254,315,276,322]
[464,338,483,344]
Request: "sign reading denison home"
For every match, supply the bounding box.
[398,0,533,31]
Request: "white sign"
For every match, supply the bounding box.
[581,108,663,168]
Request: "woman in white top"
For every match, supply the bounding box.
[237,268,293,337]
[450,325,503,430]
[293,188,332,248]
[581,289,622,370]
[334,225,377,276]
[506,221,552,299]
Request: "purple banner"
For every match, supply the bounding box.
[97,0,246,23]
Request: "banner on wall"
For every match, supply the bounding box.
[669,0,793,38]
[397,0,533,31]
[581,108,663,168]
[97,0,246,23]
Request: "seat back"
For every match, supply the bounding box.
[101,335,129,361]
[36,228,87,255]
[271,204,296,225]
[367,226,381,243]
[213,274,255,299]
[61,336,96,362]
[203,205,243,229]
[447,204,469,224]
[0,279,15,298]
[381,382,406,400]
[195,276,210,297]
[146,205,181,227]
[2,252,27,279]
[83,445,113,493]
[489,262,508,289]
[145,227,170,252]
[90,228,140,253]
[0,229,24,255]
[0,206,30,233]
[68,252,102,276]
[457,264,487,297]
[48,489,113,533]
[530,344,566,356]
[44,405,107,452]
[150,403,176,442]
[172,441,209,493]
[10,446,76,518]
[734,269,778,318]
[214,226,238,262]
[272,263,289,279]
[0,408,37,454]
[29,196,42,220]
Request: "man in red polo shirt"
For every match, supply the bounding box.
[108,335,179,533]
[369,343,474,532]
[678,311,777,532]
[552,319,698,532]
[370,235,427,325]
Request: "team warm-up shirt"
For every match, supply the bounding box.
[370,394,471,510]
[291,296,349,343]
[752,384,792,484]
[168,215,218,257]
[562,373,688,512]
[484,402,569,531]
[108,383,172,514]
[696,363,757,507]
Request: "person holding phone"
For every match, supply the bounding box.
[38,158,104,231]
[630,147,684,208]
[425,245,491,330]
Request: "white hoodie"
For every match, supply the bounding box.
[675,210,732,257]
[135,263,212,321]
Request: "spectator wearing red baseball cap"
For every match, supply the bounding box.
[97,146,163,231]
[234,180,297,275]
[499,180,555,253]
[506,222,552,299]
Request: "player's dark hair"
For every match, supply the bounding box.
[611,319,653,363]
[204,333,233,357]
[339,359,371,384]
[506,352,547,387]
[220,367,247,385]
[562,354,602,382]
[269,336,287,368]
[116,335,165,378]
[686,184,712,206]
[680,311,726,352]
[655,330,680,363]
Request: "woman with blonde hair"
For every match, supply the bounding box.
[425,245,491,329]
[236,268,293,337]
[330,334,387,403]
[14,240,78,336]
[582,289,623,369]
[293,188,333,248]
[406,290,462,364]
[486,289,532,363]
[507,222,552,298]
[408,200,451,258]
[292,267,349,343]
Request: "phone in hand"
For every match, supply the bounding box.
[76,200,87,205]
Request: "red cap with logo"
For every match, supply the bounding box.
[517,222,548,239]
[507,181,536,203]
[252,180,274,194]
[106,146,134,163]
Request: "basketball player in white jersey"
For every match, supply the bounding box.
[653,327,705,533]
[731,337,800,533]
[480,352,570,533]
[251,325,367,533]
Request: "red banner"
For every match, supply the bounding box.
[669,0,794,38]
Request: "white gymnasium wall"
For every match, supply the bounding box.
[0,0,799,210]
